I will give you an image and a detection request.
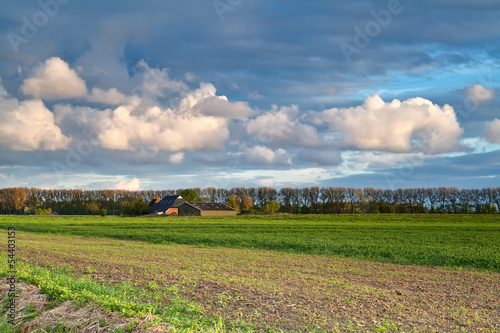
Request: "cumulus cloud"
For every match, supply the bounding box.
[484,119,500,143]
[115,177,141,191]
[184,73,197,82]
[465,84,494,104]
[86,87,130,105]
[244,146,292,166]
[169,152,184,164]
[188,84,254,119]
[20,57,184,106]
[19,59,255,155]
[182,83,254,119]
[313,95,464,154]
[21,57,133,105]
[96,104,230,151]
[21,57,87,100]
[135,60,188,97]
[246,105,324,147]
[0,81,70,151]
[55,81,254,152]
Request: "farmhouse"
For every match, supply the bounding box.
[148,198,159,208]
[178,202,237,216]
[149,195,187,215]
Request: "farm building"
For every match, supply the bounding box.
[178,202,237,216]
[148,198,159,208]
[149,195,187,215]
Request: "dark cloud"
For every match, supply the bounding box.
[297,149,342,166]
[321,150,500,189]
[0,0,499,189]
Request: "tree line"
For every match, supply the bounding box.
[0,186,499,215]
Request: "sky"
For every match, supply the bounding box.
[0,0,499,191]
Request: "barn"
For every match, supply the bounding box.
[178,202,237,216]
[149,195,187,215]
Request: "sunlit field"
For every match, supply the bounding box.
[2,214,499,270]
[1,215,499,332]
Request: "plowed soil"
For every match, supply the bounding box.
[15,232,500,332]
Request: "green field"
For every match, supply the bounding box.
[2,214,500,332]
[2,214,499,271]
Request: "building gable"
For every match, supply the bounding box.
[149,195,186,214]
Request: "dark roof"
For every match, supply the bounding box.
[172,197,187,208]
[149,195,186,213]
[180,202,236,211]
[148,198,159,208]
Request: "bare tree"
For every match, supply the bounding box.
[309,186,320,214]
[426,188,437,212]
[355,188,366,213]
[458,189,473,213]
[436,187,448,212]
[493,188,500,212]
[332,187,346,213]
[279,187,293,213]
[346,188,358,213]
[415,188,427,213]
[292,188,302,214]
[447,187,459,213]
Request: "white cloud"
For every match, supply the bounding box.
[21,57,134,105]
[96,104,230,151]
[169,152,184,164]
[184,73,197,82]
[0,83,7,98]
[244,145,292,166]
[246,105,324,147]
[346,151,429,169]
[484,119,500,143]
[86,87,130,105]
[115,177,141,191]
[20,57,189,105]
[465,84,494,104]
[183,83,254,119]
[55,82,251,152]
[21,57,87,100]
[313,95,464,154]
[136,60,188,97]
[256,179,275,187]
[22,59,256,155]
[0,81,70,151]
[234,167,331,186]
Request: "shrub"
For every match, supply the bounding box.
[100,209,107,217]
[180,189,200,202]
[379,204,395,214]
[263,200,279,214]
[227,195,241,214]
[35,208,51,215]
[123,200,150,216]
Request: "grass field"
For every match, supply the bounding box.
[1,214,499,271]
[1,214,499,332]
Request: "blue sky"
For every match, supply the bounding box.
[0,0,499,191]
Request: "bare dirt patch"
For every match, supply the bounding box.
[15,232,500,332]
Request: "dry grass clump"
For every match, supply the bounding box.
[1,282,170,332]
